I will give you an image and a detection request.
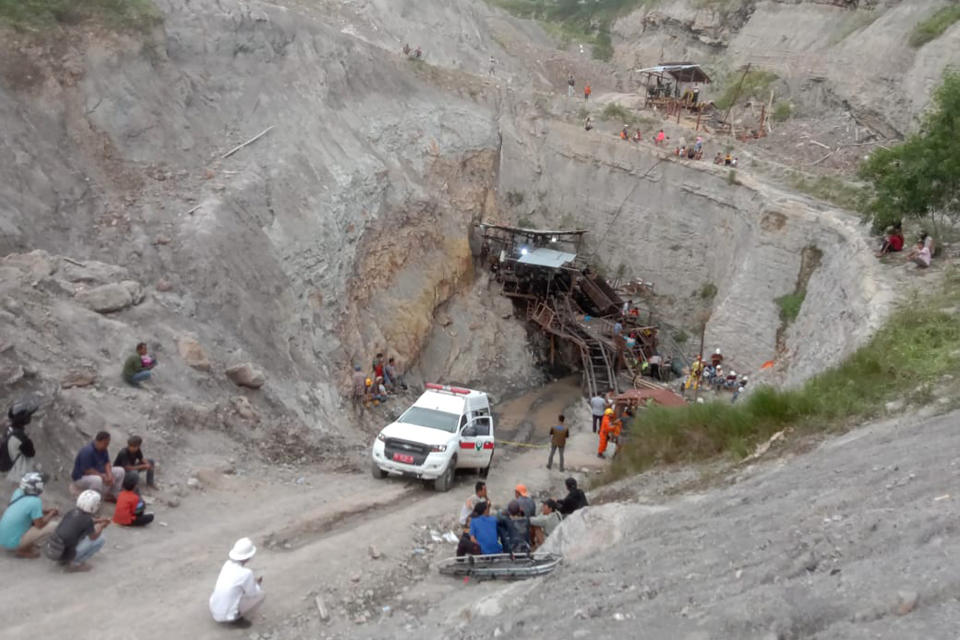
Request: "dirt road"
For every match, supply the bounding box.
[0,379,600,640]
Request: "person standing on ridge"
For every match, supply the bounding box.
[546,414,568,472]
[567,73,575,97]
[584,83,591,102]
[589,393,606,433]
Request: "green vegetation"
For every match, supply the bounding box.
[0,0,161,32]
[727,170,738,185]
[505,191,525,207]
[672,329,689,344]
[829,8,882,45]
[909,5,960,48]
[772,101,793,122]
[698,283,718,300]
[600,102,637,125]
[860,70,960,234]
[788,173,867,212]
[607,267,960,479]
[713,70,779,111]
[775,292,805,324]
[487,0,656,61]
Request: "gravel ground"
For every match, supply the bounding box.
[385,407,960,640]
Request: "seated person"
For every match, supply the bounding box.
[632,129,642,142]
[529,499,563,549]
[714,152,723,164]
[113,471,154,527]
[122,342,157,387]
[497,500,531,553]
[557,477,588,516]
[468,501,502,555]
[114,435,156,488]
[456,519,482,557]
[724,153,733,166]
[907,239,932,268]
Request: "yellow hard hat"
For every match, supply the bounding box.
[604,408,614,416]
[365,377,372,387]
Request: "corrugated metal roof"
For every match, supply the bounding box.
[516,248,576,269]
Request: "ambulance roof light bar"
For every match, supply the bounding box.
[425,383,471,395]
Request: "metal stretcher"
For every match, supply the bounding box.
[437,552,562,580]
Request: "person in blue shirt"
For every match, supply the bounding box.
[70,431,124,500]
[0,472,59,558]
[468,500,502,555]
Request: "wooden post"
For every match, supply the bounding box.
[759,103,766,134]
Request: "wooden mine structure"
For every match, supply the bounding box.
[476,223,664,398]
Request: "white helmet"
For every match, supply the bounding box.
[19,472,44,496]
[715,348,721,354]
[76,490,102,514]
[729,370,736,377]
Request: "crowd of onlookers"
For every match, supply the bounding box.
[455,478,588,557]
[0,400,158,572]
[351,352,408,409]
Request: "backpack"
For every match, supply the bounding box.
[0,431,15,472]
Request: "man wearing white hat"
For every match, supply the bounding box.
[209,537,265,628]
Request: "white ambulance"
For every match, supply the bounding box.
[371,383,495,491]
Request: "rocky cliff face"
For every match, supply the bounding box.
[0,0,541,466]
[495,113,893,381]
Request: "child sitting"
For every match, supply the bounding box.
[113,472,154,527]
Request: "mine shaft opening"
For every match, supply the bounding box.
[473,222,685,402]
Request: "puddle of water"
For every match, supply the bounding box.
[494,376,582,441]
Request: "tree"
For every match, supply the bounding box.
[860,70,960,235]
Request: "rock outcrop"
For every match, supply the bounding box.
[177,336,211,371]
[226,363,266,389]
[75,281,145,313]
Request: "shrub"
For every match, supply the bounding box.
[0,0,162,32]
[909,5,960,48]
[775,292,805,324]
[714,70,779,111]
[600,102,635,124]
[772,101,793,122]
[699,283,718,300]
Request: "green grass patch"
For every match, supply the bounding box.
[788,173,868,212]
[775,292,805,324]
[714,70,779,111]
[909,5,960,48]
[772,101,793,122]
[0,0,161,33]
[606,267,960,481]
[486,0,656,60]
[600,102,636,125]
[698,283,718,300]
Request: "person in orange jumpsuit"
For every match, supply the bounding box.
[598,408,615,458]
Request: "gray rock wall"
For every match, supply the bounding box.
[495,118,893,381]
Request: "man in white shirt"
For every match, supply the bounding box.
[209,537,265,628]
[458,481,488,526]
[589,393,607,433]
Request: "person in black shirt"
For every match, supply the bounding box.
[456,520,481,558]
[47,490,110,572]
[113,435,156,488]
[557,477,588,516]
